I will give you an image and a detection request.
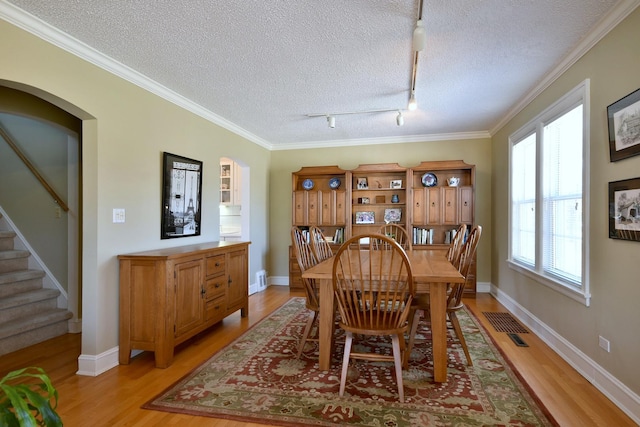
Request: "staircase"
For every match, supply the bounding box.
[0,225,72,357]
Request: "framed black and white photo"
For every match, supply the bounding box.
[609,177,640,242]
[390,179,402,189]
[356,177,368,189]
[161,152,203,239]
[608,87,640,162]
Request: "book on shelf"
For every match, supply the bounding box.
[413,227,434,245]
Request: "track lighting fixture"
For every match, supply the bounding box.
[307,0,425,127]
[413,20,426,51]
[308,109,408,128]
[408,91,417,111]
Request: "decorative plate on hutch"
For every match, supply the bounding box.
[302,179,314,190]
[421,172,438,187]
[329,177,341,189]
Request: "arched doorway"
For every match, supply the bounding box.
[0,83,85,352]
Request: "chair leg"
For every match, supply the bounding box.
[403,308,422,369]
[339,331,353,397]
[297,310,317,358]
[449,311,473,366]
[391,334,405,403]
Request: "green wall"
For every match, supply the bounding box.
[270,139,492,283]
[491,7,640,396]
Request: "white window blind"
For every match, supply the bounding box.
[511,133,536,266]
[542,106,583,286]
[508,80,590,306]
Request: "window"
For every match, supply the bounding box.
[508,80,590,306]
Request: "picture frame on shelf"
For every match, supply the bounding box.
[161,152,203,239]
[357,177,368,189]
[608,87,640,162]
[355,211,375,224]
[384,208,402,224]
[390,179,402,189]
[357,197,370,204]
[609,177,640,242]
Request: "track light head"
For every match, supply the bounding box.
[413,19,427,51]
[408,92,417,111]
[327,115,335,128]
[396,110,404,126]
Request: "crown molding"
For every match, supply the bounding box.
[272,130,491,151]
[490,0,640,135]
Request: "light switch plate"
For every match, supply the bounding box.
[113,208,125,223]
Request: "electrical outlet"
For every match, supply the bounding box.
[599,336,610,352]
[55,206,62,218]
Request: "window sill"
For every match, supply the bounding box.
[507,259,590,306]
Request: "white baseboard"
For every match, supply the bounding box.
[76,347,119,376]
[476,281,491,293]
[491,284,640,425]
[269,275,289,286]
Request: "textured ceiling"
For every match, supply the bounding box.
[1,0,628,149]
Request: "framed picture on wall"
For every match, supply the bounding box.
[607,87,640,162]
[161,152,203,239]
[609,177,640,242]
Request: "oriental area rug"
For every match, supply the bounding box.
[143,297,556,426]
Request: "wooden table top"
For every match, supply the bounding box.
[303,249,464,285]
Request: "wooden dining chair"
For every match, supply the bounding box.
[291,226,321,358]
[333,233,414,403]
[446,223,467,266]
[377,224,411,250]
[309,225,333,262]
[404,225,482,368]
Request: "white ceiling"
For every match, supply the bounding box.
[2,0,634,150]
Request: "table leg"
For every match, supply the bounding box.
[430,282,447,382]
[318,278,334,371]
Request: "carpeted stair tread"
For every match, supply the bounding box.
[0,288,60,310]
[0,269,46,286]
[0,308,72,340]
[0,250,30,260]
[0,231,16,238]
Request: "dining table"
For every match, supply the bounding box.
[301,248,464,383]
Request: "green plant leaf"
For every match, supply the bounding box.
[0,405,21,427]
[0,367,62,427]
[0,384,38,426]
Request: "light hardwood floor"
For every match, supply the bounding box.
[0,286,635,426]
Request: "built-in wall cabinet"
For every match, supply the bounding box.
[290,160,477,294]
[220,158,241,206]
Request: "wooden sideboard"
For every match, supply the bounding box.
[118,241,249,368]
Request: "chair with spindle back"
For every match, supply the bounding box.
[291,226,321,358]
[377,223,411,251]
[309,226,334,262]
[333,233,414,402]
[404,225,482,368]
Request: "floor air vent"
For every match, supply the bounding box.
[482,312,528,334]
